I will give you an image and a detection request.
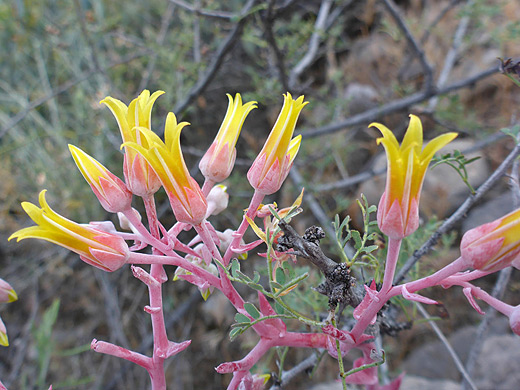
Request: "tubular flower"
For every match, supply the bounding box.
[370,115,457,239]
[69,145,132,213]
[9,190,129,272]
[123,113,208,225]
[460,208,520,272]
[0,279,17,304]
[0,317,7,346]
[101,90,164,197]
[199,93,257,183]
[247,93,307,195]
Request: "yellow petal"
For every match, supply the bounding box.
[400,114,423,153]
[245,215,267,242]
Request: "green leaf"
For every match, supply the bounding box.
[248,283,265,292]
[275,267,286,285]
[229,327,243,341]
[230,259,240,278]
[351,230,362,248]
[252,271,261,284]
[235,270,252,282]
[244,303,261,319]
[235,313,251,324]
[363,245,379,253]
[274,302,286,314]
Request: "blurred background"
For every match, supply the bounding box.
[1,0,520,389]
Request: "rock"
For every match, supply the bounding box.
[400,375,459,390]
[472,334,520,390]
[343,83,379,115]
[402,317,509,380]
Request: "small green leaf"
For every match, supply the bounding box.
[231,259,240,278]
[274,302,286,314]
[363,245,379,254]
[235,270,252,282]
[244,303,261,319]
[252,271,261,284]
[275,267,286,285]
[248,283,265,292]
[351,230,362,248]
[367,205,377,214]
[235,313,251,324]
[271,281,283,290]
[229,327,243,341]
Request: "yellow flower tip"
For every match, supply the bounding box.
[0,332,8,347]
[8,289,18,302]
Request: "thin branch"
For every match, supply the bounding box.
[0,50,151,138]
[298,66,498,138]
[168,0,234,19]
[138,2,176,91]
[262,0,289,91]
[172,0,258,115]
[420,0,463,45]
[395,138,520,283]
[288,0,333,90]
[415,303,478,390]
[269,353,319,390]
[382,0,434,91]
[428,0,473,110]
[289,166,337,240]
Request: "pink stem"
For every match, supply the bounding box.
[202,178,215,196]
[452,280,514,316]
[143,195,169,390]
[397,256,469,294]
[351,257,469,344]
[129,252,221,287]
[91,339,150,369]
[222,190,265,266]
[380,238,402,293]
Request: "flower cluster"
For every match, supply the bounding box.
[8,89,520,390]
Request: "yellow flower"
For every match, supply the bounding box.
[199,93,257,183]
[123,113,207,225]
[101,90,164,197]
[69,145,132,213]
[247,93,307,195]
[370,115,457,239]
[9,190,129,272]
[461,208,520,272]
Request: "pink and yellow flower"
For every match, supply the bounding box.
[199,93,257,183]
[69,145,132,213]
[0,278,17,347]
[460,208,520,272]
[247,93,307,195]
[9,190,129,272]
[0,279,17,304]
[101,90,164,197]
[370,115,457,239]
[123,113,208,225]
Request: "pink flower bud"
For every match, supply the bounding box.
[460,208,520,272]
[0,279,17,303]
[199,94,256,183]
[69,145,132,213]
[247,93,306,195]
